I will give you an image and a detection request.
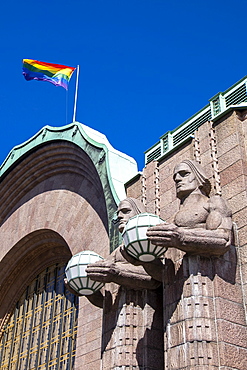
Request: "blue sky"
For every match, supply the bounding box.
[1,0,247,170]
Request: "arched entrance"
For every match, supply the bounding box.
[0,262,78,370]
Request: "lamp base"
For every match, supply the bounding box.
[139,254,156,262]
[79,288,95,295]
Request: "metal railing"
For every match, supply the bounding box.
[145,76,247,164]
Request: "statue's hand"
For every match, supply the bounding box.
[64,278,82,296]
[119,244,142,266]
[86,260,120,283]
[147,223,181,248]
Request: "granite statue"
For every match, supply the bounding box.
[147,160,233,257]
[85,160,233,294]
[86,197,161,290]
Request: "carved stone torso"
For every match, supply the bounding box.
[173,193,209,228]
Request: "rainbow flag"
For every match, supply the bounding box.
[22,59,76,90]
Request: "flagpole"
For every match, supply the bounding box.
[73,65,79,122]
[66,88,69,124]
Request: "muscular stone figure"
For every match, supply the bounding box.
[86,197,161,289]
[147,160,232,257]
[87,160,233,292]
[85,160,233,370]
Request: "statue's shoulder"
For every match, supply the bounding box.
[208,195,232,216]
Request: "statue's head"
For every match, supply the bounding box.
[173,160,211,200]
[117,197,146,233]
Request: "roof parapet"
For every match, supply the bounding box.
[145,76,247,164]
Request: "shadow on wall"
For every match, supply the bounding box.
[102,286,164,369]
[163,245,237,326]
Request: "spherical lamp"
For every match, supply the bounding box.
[65,251,104,295]
[122,213,166,262]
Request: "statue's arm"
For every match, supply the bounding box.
[174,227,230,256]
[147,224,230,257]
[86,246,161,289]
[147,196,233,257]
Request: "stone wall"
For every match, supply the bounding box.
[1,109,247,369]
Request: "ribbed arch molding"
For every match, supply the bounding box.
[0,122,138,203]
[0,141,107,227]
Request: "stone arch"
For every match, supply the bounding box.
[0,140,113,255]
[1,122,138,216]
[0,140,108,228]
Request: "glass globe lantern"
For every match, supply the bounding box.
[122,213,167,262]
[65,251,104,295]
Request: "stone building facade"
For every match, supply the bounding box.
[126,109,247,369]
[0,79,247,369]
